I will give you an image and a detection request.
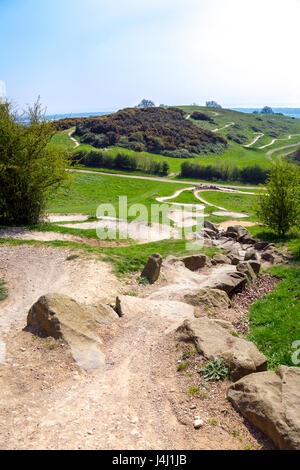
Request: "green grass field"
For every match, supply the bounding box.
[248,265,300,369]
[201,191,258,214]
[48,172,192,217]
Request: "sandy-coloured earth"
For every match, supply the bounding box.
[0,243,273,450]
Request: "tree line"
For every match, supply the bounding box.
[180,160,269,184]
[71,148,170,176]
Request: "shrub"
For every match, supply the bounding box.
[255,160,300,236]
[180,161,269,184]
[0,99,70,225]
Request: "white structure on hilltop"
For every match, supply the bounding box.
[0,80,6,104]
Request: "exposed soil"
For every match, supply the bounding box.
[0,243,276,450]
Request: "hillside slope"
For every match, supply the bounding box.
[60,107,228,156]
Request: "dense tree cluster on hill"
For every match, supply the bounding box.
[74,107,227,157]
[190,111,214,122]
[206,101,222,108]
[181,160,268,184]
[261,106,274,114]
[137,99,155,108]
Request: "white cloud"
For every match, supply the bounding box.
[0,80,6,103]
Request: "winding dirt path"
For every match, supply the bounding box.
[259,134,300,151]
[266,141,300,156]
[68,130,80,148]
[212,122,235,133]
[244,133,264,148]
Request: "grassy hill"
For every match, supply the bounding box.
[52,105,300,184]
[73,107,227,156]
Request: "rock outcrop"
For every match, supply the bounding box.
[179,254,211,271]
[27,293,118,372]
[212,253,231,265]
[141,253,163,283]
[115,295,195,333]
[227,366,300,450]
[183,288,231,309]
[206,271,247,295]
[175,317,267,381]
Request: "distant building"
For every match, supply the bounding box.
[0,80,6,104]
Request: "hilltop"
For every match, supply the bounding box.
[72,107,227,157]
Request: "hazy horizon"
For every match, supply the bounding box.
[1,0,300,113]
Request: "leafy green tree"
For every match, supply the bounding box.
[0,99,70,225]
[255,160,300,236]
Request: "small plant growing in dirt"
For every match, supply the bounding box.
[0,281,7,301]
[177,361,189,372]
[66,254,80,261]
[180,352,191,360]
[138,276,150,286]
[208,419,218,426]
[198,358,229,381]
[188,386,200,396]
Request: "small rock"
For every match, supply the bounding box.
[194,419,204,429]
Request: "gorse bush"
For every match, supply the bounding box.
[71,148,170,176]
[181,160,269,184]
[73,107,227,155]
[0,99,70,225]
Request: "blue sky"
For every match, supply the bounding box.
[1,0,300,113]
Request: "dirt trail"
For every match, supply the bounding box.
[0,244,255,450]
[0,244,272,450]
[259,134,300,150]
[212,122,235,132]
[244,133,264,148]
[266,141,300,156]
[68,130,80,148]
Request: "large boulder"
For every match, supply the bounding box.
[207,271,247,295]
[141,253,163,283]
[236,261,257,282]
[183,288,230,309]
[175,317,267,381]
[204,220,219,233]
[254,241,269,250]
[212,253,231,265]
[179,254,211,271]
[261,247,284,265]
[248,260,261,275]
[226,225,251,242]
[244,248,259,262]
[227,366,300,450]
[27,294,118,372]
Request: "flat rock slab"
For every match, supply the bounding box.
[227,366,300,450]
[183,288,230,309]
[115,295,195,334]
[27,293,119,373]
[175,317,267,381]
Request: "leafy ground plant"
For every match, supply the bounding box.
[198,358,230,381]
